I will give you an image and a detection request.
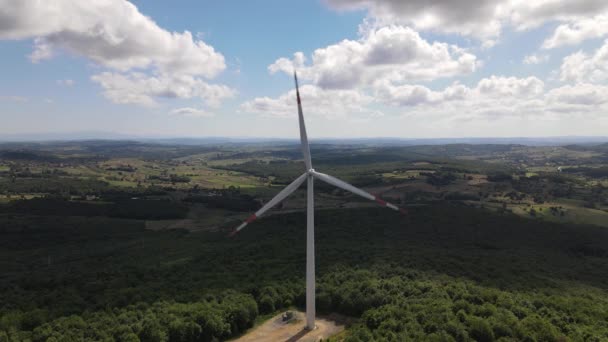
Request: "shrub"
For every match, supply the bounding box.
[468,316,495,342]
[520,315,559,342]
[258,296,275,314]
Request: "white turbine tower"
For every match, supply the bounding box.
[230,72,406,330]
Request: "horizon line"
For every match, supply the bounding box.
[1,134,608,144]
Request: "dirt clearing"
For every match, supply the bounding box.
[232,311,345,342]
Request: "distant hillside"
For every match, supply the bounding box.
[2,134,608,146]
[563,143,608,152]
[0,150,59,162]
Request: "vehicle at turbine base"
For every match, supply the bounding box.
[230,71,407,330]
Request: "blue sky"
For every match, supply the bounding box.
[1,0,607,139]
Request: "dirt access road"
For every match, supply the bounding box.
[232,311,345,342]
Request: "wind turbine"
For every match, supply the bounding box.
[230,72,406,330]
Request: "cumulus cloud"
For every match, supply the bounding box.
[476,76,544,98]
[523,54,549,65]
[543,15,608,49]
[375,76,543,107]
[169,107,215,118]
[240,84,373,119]
[29,37,53,62]
[0,0,231,107]
[559,40,608,83]
[0,0,225,76]
[91,72,235,107]
[324,0,608,43]
[325,0,505,39]
[242,74,607,123]
[546,83,608,106]
[269,26,478,89]
[508,1,608,30]
[422,80,605,120]
[374,81,475,107]
[374,83,446,106]
[253,16,577,121]
[399,81,606,122]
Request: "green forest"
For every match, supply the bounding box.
[1,204,607,341]
[1,141,607,341]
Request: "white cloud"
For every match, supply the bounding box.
[374,81,472,106]
[269,26,478,89]
[56,79,75,86]
[0,0,225,77]
[29,37,53,63]
[262,22,573,126]
[241,75,524,118]
[476,76,544,98]
[242,75,608,124]
[543,15,608,49]
[523,54,549,65]
[91,72,235,107]
[398,81,607,123]
[269,52,307,75]
[0,0,231,107]
[375,83,444,106]
[240,84,373,119]
[324,0,608,43]
[430,81,606,120]
[508,1,608,30]
[169,107,215,118]
[559,40,608,83]
[546,83,608,106]
[325,0,505,39]
[375,76,543,107]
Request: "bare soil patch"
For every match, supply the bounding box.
[232,311,345,342]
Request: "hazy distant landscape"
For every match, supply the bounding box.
[1,139,607,341]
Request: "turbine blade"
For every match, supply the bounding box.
[294,71,313,170]
[311,171,407,214]
[229,172,308,236]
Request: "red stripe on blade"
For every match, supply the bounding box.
[246,214,257,223]
[375,197,387,206]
